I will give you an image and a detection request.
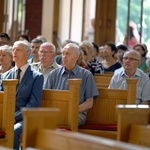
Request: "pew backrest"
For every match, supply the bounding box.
[86,78,138,125]
[94,73,113,88]
[41,79,81,131]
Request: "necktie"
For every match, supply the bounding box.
[16,68,21,82]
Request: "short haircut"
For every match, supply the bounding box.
[105,41,117,57]
[0,45,12,56]
[0,33,11,42]
[13,41,31,53]
[123,49,141,61]
[92,42,99,53]
[63,43,80,56]
[31,38,43,44]
[116,44,128,52]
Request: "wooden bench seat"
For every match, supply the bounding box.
[78,78,138,139]
[0,79,18,148]
[116,104,150,147]
[22,108,150,150]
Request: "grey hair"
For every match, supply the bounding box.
[13,40,31,53]
[123,49,141,61]
[0,45,12,56]
[63,43,80,55]
[40,42,56,53]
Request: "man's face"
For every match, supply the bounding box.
[62,46,79,70]
[39,45,55,65]
[12,43,29,64]
[31,42,41,57]
[122,52,140,71]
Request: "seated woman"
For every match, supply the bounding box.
[133,43,148,72]
[102,42,122,73]
[116,44,128,64]
[0,45,13,73]
[0,45,14,83]
[79,40,104,75]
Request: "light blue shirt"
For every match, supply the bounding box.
[109,68,150,104]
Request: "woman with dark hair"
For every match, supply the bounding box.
[18,34,30,42]
[116,44,128,64]
[133,43,148,72]
[102,42,122,73]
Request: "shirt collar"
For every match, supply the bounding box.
[38,60,59,70]
[15,63,29,73]
[62,64,78,75]
[120,68,141,77]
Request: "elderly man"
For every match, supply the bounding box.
[44,43,99,126]
[109,50,150,105]
[31,42,60,83]
[0,41,44,150]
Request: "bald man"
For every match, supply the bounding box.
[44,43,99,126]
[109,50,150,105]
[31,42,60,83]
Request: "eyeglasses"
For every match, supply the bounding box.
[39,50,54,54]
[123,57,139,61]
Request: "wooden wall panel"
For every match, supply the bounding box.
[95,0,116,46]
[0,0,4,33]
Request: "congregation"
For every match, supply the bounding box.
[0,32,150,149]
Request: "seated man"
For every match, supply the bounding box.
[109,50,150,105]
[44,43,99,126]
[0,41,44,150]
[31,42,60,83]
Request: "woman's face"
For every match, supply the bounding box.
[0,51,12,65]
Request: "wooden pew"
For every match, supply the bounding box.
[22,108,150,150]
[41,79,81,131]
[116,104,150,147]
[22,107,60,149]
[0,79,18,148]
[78,78,138,139]
[94,73,113,88]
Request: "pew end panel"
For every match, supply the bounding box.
[116,104,150,143]
[79,78,138,139]
[41,79,81,131]
[22,108,60,149]
[129,124,150,147]
[0,79,18,148]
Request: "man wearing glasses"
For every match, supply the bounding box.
[31,42,60,84]
[109,50,150,105]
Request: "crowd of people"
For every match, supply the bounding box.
[0,32,150,149]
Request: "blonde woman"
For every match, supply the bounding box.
[0,45,13,73]
[79,40,104,75]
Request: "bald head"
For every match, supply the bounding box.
[123,50,141,61]
[40,42,56,53]
[62,43,80,70]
